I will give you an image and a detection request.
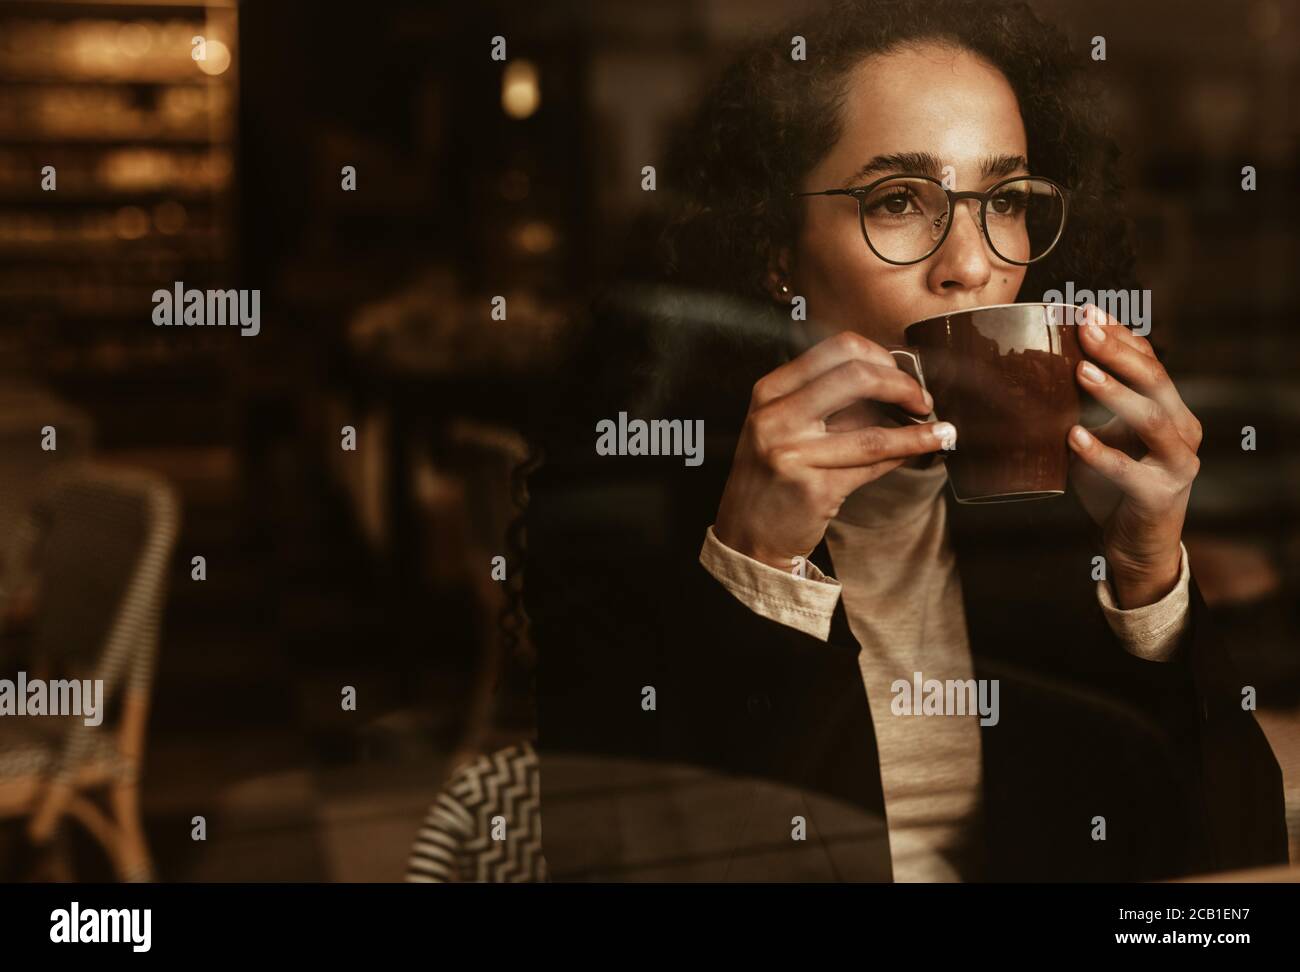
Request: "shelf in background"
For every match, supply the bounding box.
[0,0,240,449]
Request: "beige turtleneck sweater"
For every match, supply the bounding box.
[699,460,1192,882]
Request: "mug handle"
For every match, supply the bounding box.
[883,346,939,425]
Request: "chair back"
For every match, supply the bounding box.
[27,463,180,733]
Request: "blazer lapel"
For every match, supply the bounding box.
[803,533,893,880]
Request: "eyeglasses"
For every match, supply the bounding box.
[792,173,1069,266]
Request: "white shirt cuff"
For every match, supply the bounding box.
[1096,542,1192,662]
[698,526,842,641]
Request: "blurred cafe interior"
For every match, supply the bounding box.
[0,0,1297,881]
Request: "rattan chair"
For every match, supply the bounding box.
[0,462,179,881]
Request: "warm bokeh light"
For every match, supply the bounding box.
[501,59,540,119]
[195,38,232,76]
[512,219,557,255]
[112,205,150,240]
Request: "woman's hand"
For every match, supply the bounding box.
[1067,304,1203,609]
[714,330,955,571]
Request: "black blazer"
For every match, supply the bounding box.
[525,299,1289,882]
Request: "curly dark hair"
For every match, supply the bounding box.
[659,0,1140,317]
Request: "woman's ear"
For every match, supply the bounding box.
[764,246,794,304]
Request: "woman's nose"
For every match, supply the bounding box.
[926,199,992,292]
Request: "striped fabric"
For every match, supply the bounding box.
[407,739,549,883]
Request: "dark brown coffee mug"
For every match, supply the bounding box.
[887,302,1084,503]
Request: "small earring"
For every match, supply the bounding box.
[779,282,791,296]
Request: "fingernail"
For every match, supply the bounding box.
[1080,360,1105,383]
[1071,425,1092,447]
[1086,304,1105,326]
[1085,321,1106,342]
[932,421,957,450]
[922,389,934,409]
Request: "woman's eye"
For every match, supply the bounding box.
[867,191,917,216]
[989,191,1028,216]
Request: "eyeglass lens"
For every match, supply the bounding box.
[859,177,1065,264]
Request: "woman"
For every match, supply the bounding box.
[524,0,1289,881]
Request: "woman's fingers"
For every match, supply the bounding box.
[1083,413,1145,459]
[827,460,907,498]
[787,420,956,469]
[1067,424,1195,509]
[1074,359,1194,473]
[1066,425,1149,497]
[781,357,932,424]
[1075,303,1155,357]
[749,329,899,406]
[824,399,882,434]
[1071,307,1202,504]
[1077,306,1202,451]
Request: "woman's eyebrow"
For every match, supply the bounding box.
[843,151,943,186]
[981,153,1030,179]
[843,151,1030,187]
